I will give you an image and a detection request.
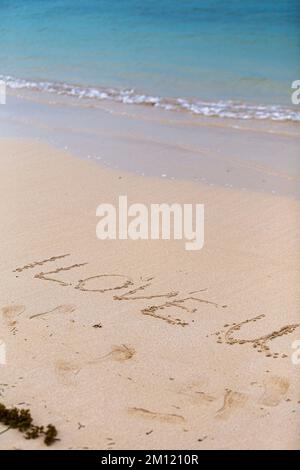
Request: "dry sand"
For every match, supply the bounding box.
[0,138,299,449]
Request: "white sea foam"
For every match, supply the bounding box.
[1,74,300,122]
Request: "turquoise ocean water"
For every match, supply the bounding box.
[0,0,300,121]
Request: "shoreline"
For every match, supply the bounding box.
[2,73,300,122]
[1,91,299,199]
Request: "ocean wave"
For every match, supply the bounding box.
[1,74,300,122]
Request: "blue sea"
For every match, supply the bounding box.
[1,0,300,121]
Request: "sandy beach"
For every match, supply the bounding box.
[0,136,299,450]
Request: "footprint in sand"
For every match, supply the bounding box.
[178,380,217,407]
[107,345,135,362]
[190,391,217,406]
[128,407,185,424]
[55,360,81,386]
[60,345,136,381]
[216,389,248,420]
[1,304,25,327]
[86,344,136,367]
[259,376,289,407]
[29,304,76,320]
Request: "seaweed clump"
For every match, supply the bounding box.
[0,403,58,446]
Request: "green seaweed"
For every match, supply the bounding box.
[0,403,58,446]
